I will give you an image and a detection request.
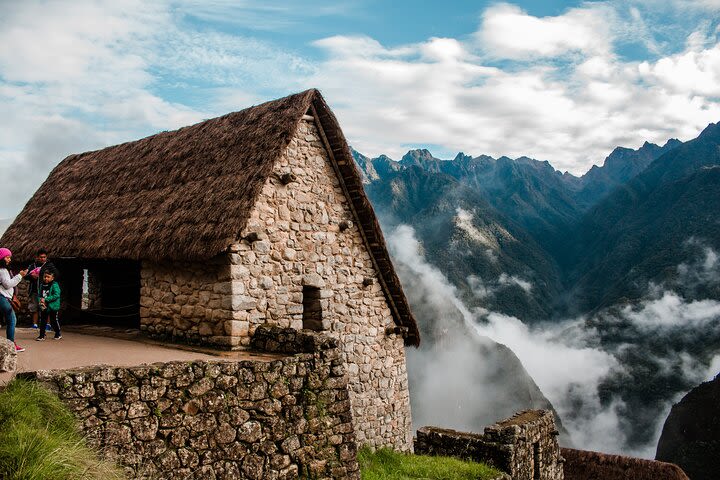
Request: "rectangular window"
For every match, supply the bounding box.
[302,286,323,331]
[533,442,540,479]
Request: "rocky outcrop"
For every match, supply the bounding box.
[0,339,16,373]
[656,373,720,480]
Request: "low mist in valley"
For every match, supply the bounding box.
[388,223,720,458]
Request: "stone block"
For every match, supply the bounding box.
[226,320,250,337]
[231,295,257,311]
[198,322,214,337]
[302,273,325,288]
[0,339,17,373]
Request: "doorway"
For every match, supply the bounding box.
[55,259,140,329]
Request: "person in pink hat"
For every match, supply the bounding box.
[0,248,28,352]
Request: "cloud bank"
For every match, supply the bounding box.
[388,224,720,458]
[311,2,720,173]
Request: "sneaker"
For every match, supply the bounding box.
[36,336,45,341]
[53,335,62,340]
[31,324,38,329]
[15,345,25,352]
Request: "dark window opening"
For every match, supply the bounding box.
[302,286,323,331]
[533,442,540,479]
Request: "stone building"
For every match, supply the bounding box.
[1,89,420,450]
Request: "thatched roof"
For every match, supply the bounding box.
[1,89,420,345]
[562,448,689,480]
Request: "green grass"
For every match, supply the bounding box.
[0,379,124,480]
[358,447,502,480]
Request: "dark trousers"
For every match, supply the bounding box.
[0,295,16,342]
[39,309,60,338]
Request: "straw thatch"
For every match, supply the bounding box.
[561,448,689,480]
[1,89,420,345]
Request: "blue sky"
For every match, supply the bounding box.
[1,0,720,220]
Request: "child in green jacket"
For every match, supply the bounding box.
[37,270,61,340]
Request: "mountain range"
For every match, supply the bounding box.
[354,126,719,320]
[353,121,720,454]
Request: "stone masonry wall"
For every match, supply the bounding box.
[415,410,564,480]
[140,256,238,349]
[28,325,360,480]
[228,117,413,450]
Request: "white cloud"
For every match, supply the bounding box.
[498,273,532,293]
[316,12,720,173]
[476,3,614,59]
[707,355,720,379]
[473,312,628,453]
[309,4,720,174]
[618,291,720,330]
[637,0,720,11]
[639,43,720,97]
[2,0,720,219]
[0,0,312,218]
[174,0,364,32]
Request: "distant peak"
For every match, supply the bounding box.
[406,148,434,158]
[400,148,437,165]
[663,138,682,149]
[454,152,473,162]
[698,122,720,140]
[350,147,369,161]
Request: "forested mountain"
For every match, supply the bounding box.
[359,159,563,321]
[352,128,699,320]
[568,124,720,311]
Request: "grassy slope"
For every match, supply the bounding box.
[358,447,501,480]
[0,379,123,480]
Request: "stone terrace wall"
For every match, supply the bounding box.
[140,256,239,349]
[562,448,689,480]
[229,117,413,451]
[415,410,564,480]
[27,325,360,480]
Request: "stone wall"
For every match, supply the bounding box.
[229,117,413,450]
[562,448,689,480]
[415,410,564,480]
[140,256,237,349]
[27,325,360,480]
[14,278,31,321]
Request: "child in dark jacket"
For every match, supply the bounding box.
[36,270,61,340]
